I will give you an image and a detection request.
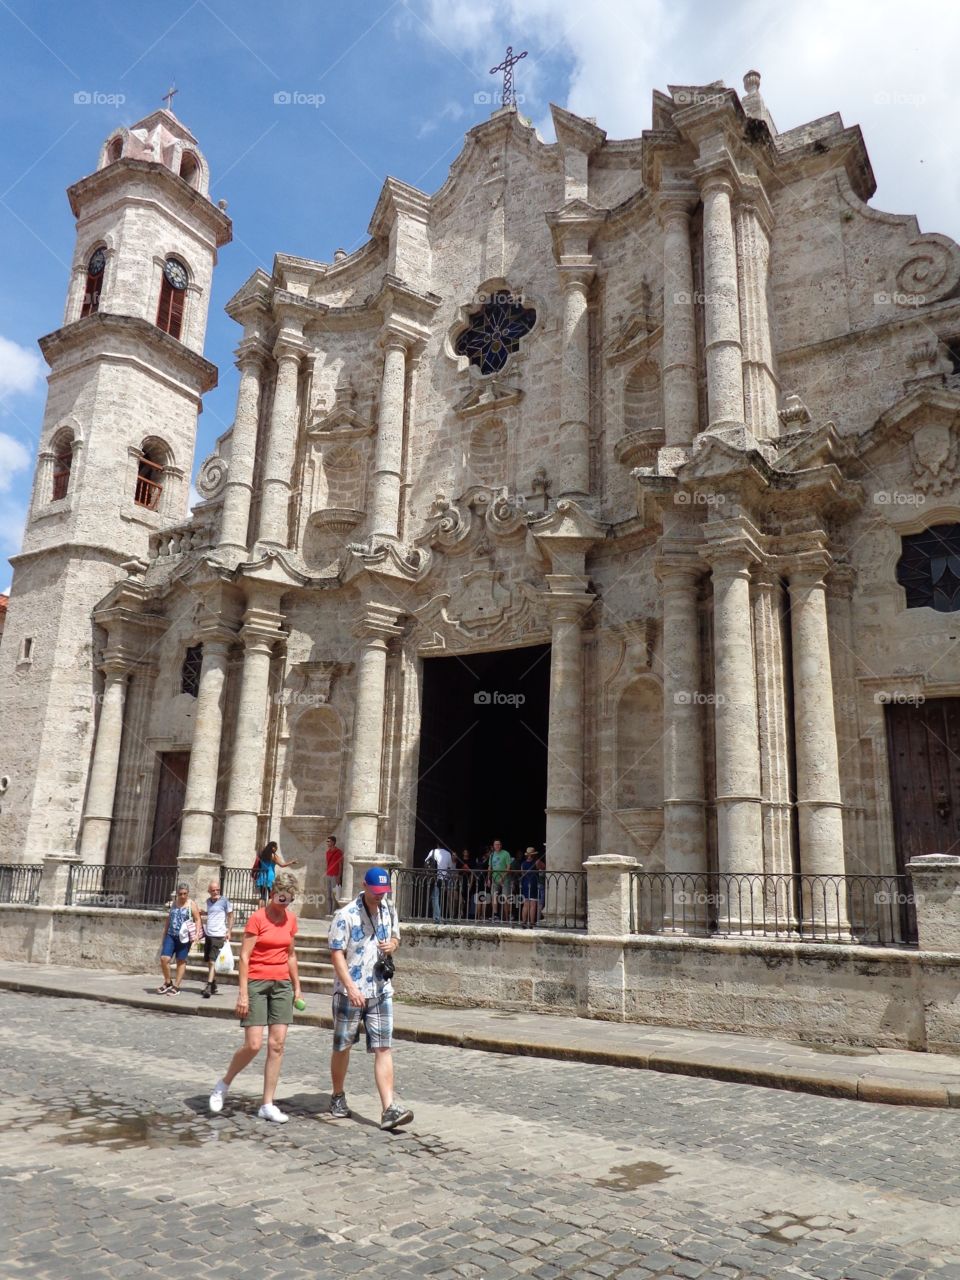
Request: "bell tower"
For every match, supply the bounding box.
[0,105,232,861]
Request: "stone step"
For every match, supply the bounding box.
[185,963,334,995]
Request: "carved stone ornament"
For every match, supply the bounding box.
[410,578,547,653]
[894,234,960,306]
[283,660,349,711]
[417,485,528,554]
[196,451,228,500]
[910,421,958,494]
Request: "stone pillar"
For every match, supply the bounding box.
[218,348,265,561]
[585,854,638,935]
[700,175,745,433]
[827,565,867,874]
[369,334,409,540]
[659,200,699,454]
[256,343,302,549]
[735,201,778,439]
[221,611,282,867]
[38,853,80,908]
[752,569,794,881]
[178,627,235,863]
[557,272,592,499]
[906,855,960,952]
[342,605,404,899]
[78,659,131,863]
[544,586,594,874]
[703,543,764,924]
[787,558,849,933]
[656,554,708,929]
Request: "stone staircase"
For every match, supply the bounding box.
[185,918,336,996]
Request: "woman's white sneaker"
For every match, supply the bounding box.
[208,1080,228,1114]
[257,1103,289,1124]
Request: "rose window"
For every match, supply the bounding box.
[454,291,536,375]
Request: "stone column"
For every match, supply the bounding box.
[735,201,778,439]
[827,565,867,874]
[544,586,594,874]
[557,271,593,499]
[178,627,235,864]
[700,175,745,433]
[369,333,409,541]
[703,542,764,925]
[659,200,699,454]
[656,554,708,929]
[218,348,265,561]
[342,604,404,898]
[585,854,638,935]
[787,557,849,933]
[752,569,794,880]
[257,342,302,550]
[222,612,282,867]
[78,659,131,862]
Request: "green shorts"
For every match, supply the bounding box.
[242,979,293,1027]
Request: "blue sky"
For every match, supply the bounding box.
[1,0,957,585]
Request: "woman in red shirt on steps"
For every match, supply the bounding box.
[207,872,303,1123]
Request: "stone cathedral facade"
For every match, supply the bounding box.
[3,75,960,916]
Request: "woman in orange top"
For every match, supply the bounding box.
[207,873,303,1123]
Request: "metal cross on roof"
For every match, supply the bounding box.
[162,84,178,111]
[489,45,527,107]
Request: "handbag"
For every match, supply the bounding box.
[178,917,198,944]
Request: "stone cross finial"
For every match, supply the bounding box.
[162,84,178,111]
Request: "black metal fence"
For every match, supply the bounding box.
[65,863,178,910]
[630,871,918,947]
[0,864,42,905]
[219,866,260,925]
[392,868,587,931]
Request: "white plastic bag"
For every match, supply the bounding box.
[215,939,235,975]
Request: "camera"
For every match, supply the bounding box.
[374,953,396,982]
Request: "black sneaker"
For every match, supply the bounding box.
[329,1093,350,1119]
[201,983,212,999]
[211,981,218,996]
[380,1102,413,1130]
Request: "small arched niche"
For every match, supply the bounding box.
[616,676,664,810]
[289,706,344,816]
[623,361,661,433]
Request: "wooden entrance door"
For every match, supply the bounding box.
[886,698,960,864]
[149,751,190,869]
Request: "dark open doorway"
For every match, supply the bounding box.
[413,644,550,864]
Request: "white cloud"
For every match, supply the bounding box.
[416,0,960,238]
[418,99,468,139]
[0,431,31,497]
[0,335,42,399]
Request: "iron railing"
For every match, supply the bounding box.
[65,863,178,910]
[629,871,918,947]
[219,866,260,925]
[0,864,42,905]
[392,868,587,931]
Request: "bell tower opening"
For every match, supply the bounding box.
[414,644,551,863]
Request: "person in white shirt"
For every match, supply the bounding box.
[200,882,234,999]
[424,846,454,924]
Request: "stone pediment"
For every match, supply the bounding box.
[772,422,857,473]
[411,577,546,653]
[859,386,960,458]
[452,379,523,420]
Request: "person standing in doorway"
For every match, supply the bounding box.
[324,835,344,915]
[519,848,545,927]
[327,866,413,1131]
[200,880,234,998]
[424,844,454,924]
[488,840,513,922]
[207,873,303,1123]
[157,883,201,996]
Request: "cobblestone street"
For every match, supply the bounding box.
[2,990,959,1280]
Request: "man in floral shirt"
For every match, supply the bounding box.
[327,865,414,1130]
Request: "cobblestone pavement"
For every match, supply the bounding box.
[2,991,959,1280]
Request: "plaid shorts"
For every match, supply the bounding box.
[331,990,393,1053]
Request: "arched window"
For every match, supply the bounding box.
[80,247,106,319]
[51,429,74,501]
[897,524,960,612]
[156,257,188,339]
[107,136,123,164]
[179,151,200,187]
[134,439,168,510]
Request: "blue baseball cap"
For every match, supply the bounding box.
[364,866,391,894]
